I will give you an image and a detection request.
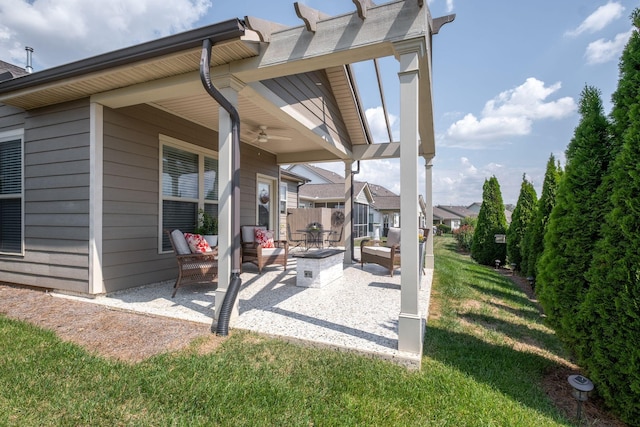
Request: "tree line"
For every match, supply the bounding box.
[461,9,640,425]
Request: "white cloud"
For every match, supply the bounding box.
[0,0,211,69]
[432,157,535,206]
[442,78,576,147]
[565,2,625,37]
[445,0,454,13]
[365,106,398,143]
[427,0,454,13]
[585,29,634,64]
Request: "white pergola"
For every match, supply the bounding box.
[212,1,453,354]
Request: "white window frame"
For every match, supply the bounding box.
[279,183,287,215]
[158,134,218,253]
[0,129,24,256]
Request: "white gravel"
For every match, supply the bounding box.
[55,256,433,368]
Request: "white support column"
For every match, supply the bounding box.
[214,76,244,322]
[424,157,434,269]
[89,102,104,294]
[343,160,353,263]
[395,39,425,355]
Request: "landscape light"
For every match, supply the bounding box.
[568,374,593,423]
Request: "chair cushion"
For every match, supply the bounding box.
[387,227,401,247]
[184,233,213,254]
[171,230,191,255]
[255,228,275,248]
[362,245,393,258]
[261,247,285,256]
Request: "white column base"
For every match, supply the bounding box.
[398,312,425,355]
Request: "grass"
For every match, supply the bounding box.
[0,235,574,426]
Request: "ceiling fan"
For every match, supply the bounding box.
[250,125,291,143]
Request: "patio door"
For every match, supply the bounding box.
[256,175,277,230]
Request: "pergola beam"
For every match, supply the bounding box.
[276,149,341,164]
[431,14,456,34]
[244,16,289,42]
[230,1,428,82]
[353,142,400,160]
[294,2,330,33]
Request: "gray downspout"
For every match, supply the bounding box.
[199,38,241,336]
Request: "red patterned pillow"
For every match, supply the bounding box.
[184,233,213,253]
[255,228,275,248]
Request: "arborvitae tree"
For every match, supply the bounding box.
[522,154,562,280]
[536,86,612,342]
[575,11,640,424]
[506,175,537,272]
[471,176,508,266]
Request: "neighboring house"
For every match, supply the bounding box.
[368,183,400,235]
[0,2,447,359]
[298,181,373,238]
[433,205,478,230]
[291,164,403,238]
[288,163,343,185]
[279,168,309,239]
[0,60,28,82]
[466,202,482,214]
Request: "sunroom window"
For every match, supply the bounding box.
[160,136,218,252]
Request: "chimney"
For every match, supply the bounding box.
[25,46,34,73]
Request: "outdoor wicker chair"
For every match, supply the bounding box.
[165,229,218,298]
[360,227,401,276]
[241,225,289,273]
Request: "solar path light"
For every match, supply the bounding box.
[568,374,593,423]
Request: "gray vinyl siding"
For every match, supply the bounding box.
[0,103,26,130]
[0,99,91,293]
[239,143,278,227]
[355,189,369,205]
[286,181,298,209]
[102,104,278,292]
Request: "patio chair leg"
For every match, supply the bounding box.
[171,280,180,298]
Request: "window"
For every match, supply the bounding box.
[279,183,287,214]
[160,136,218,251]
[0,130,23,255]
[353,202,369,238]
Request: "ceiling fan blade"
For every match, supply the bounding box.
[267,134,292,141]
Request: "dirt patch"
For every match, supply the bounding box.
[0,283,223,363]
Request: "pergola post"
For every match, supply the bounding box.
[395,39,425,354]
[424,157,434,269]
[214,76,244,322]
[343,160,354,263]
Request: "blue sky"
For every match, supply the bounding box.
[1,0,635,205]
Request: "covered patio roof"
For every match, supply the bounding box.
[0,0,449,163]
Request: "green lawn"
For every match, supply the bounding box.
[0,236,573,426]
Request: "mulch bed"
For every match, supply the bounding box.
[496,269,627,427]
